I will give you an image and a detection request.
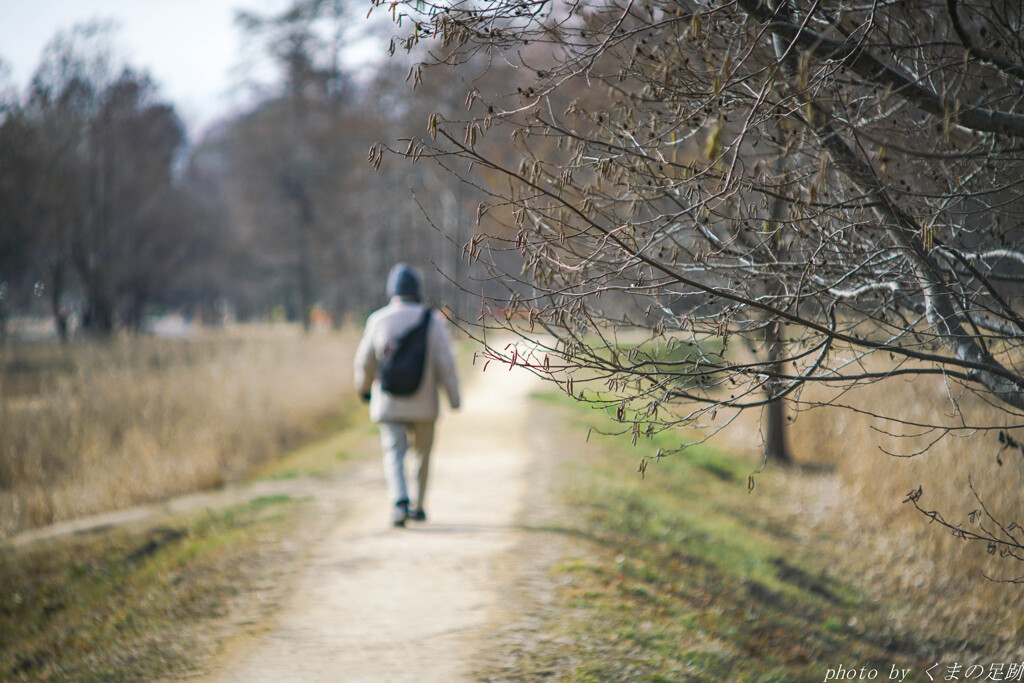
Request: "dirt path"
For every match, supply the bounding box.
[198,356,543,683]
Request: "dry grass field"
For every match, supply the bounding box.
[4,322,1023,650]
[0,325,358,537]
[758,356,1024,643]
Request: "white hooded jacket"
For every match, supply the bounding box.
[354,299,461,423]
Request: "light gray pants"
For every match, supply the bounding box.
[379,420,435,509]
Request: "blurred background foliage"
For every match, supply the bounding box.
[0,1,505,339]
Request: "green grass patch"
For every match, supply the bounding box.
[617,336,724,365]
[0,494,305,682]
[499,389,932,682]
[615,336,725,389]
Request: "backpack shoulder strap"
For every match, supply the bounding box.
[391,307,430,344]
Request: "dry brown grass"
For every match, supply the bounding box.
[738,354,1024,644]
[0,325,357,537]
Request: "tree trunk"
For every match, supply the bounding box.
[294,188,316,334]
[49,262,69,343]
[762,319,792,464]
[80,267,115,335]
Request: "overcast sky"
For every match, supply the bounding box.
[0,0,384,134]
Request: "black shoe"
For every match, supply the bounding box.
[392,500,410,528]
[409,508,427,522]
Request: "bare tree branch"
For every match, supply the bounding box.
[738,0,1024,139]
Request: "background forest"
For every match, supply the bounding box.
[0,2,498,337]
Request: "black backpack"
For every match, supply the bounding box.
[379,308,432,396]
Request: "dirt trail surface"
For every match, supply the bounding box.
[198,357,543,683]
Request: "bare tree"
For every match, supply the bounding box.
[215,3,492,324]
[0,65,92,340]
[79,72,187,332]
[228,0,362,329]
[374,0,1024,556]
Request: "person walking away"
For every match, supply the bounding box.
[354,263,461,527]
